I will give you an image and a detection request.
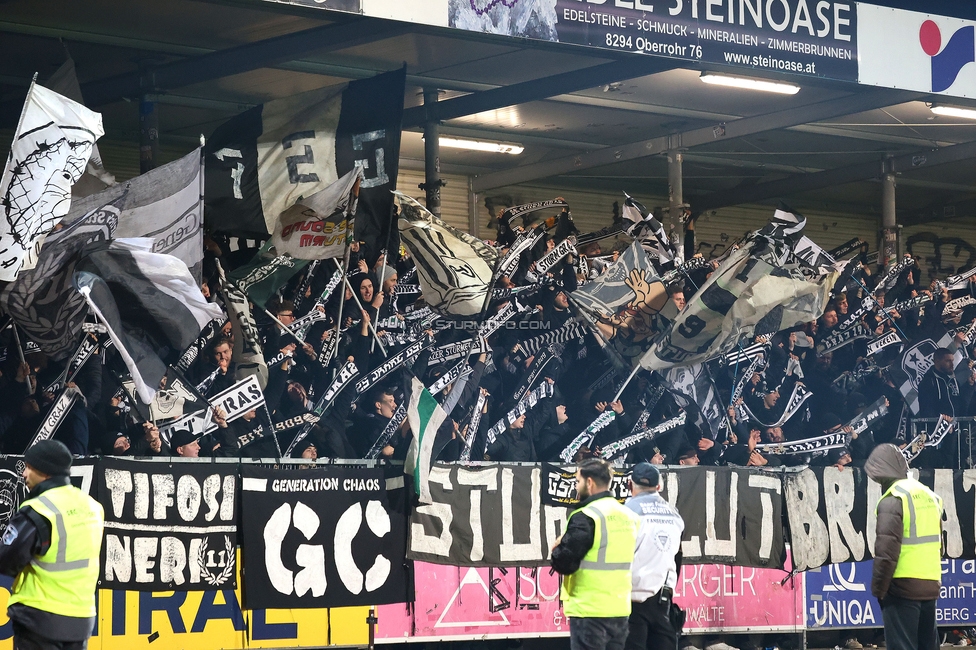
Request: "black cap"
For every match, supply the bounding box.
[24,440,72,477]
[631,462,661,488]
[170,430,201,450]
[821,412,843,431]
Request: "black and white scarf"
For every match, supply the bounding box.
[866,330,903,357]
[365,401,408,460]
[599,412,687,460]
[511,320,585,364]
[741,382,812,428]
[458,389,490,463]
[902,415,956,462]
[559,411,618,463]
[816,324,872,356]
[754,430,848,456]
[485,381,554,447]
[354,334,435,394]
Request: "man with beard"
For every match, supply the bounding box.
[551,458,639,650]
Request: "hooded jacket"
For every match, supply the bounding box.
[865,443,941,602]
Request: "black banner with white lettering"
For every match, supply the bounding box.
[409,463,783,569]
[240,465,411,609]
[543,465,785,569]
[97,458,238,591]
[409,463,566,567]
[784,467,976,572]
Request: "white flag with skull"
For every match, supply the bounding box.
[0,81,104,281]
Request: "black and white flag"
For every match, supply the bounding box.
[76,239,223,363]
[0,81,103,281]
[73,271,166,405]
[67,149,205,279]
[397,193,497,317]
[622,193,675,266]
[1,193,122,360]
[641,208,837,370]
[206,69,405,265]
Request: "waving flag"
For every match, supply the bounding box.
[570,241,671,369]
[397,192,497,317]
[76,239,224,363]
[404,377,449,503]
[1,193,123,360]
[271,167,362,259]
[65,149,205,280]
[0,80,103,280]
[640,209,838,371]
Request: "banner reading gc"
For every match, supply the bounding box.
[449,0,858,82]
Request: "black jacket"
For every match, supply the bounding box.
[551,491,614,575]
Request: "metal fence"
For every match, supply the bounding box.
[909,416,976,469]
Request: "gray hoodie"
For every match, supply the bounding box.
[865,444,941,602]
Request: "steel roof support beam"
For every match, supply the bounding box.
[82,18,407,107]
[401,57,681,129]
[692,138,976,213]
[471,88,924,192]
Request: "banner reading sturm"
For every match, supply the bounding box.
[97,457,238,591]
[543,464,785,569]
[240,465,412,609]
[409,463,568,567]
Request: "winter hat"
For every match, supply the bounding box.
[24,440,73,477]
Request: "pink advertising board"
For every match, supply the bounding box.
[674,562,805,633]
[376,563,567,642]
[376,561,804,642]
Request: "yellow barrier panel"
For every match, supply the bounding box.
[0,552,370,649]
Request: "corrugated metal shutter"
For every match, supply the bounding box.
[695,205,879,262]
[475,182,881,259]
[902,218,976,287]
[474,183,641,236]
[396,167,471,234]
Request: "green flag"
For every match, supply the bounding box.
[227,240,310,308]
[404,377,447,502]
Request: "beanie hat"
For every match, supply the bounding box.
[24,440,73,476]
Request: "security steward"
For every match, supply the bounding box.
[552,458,640,650]
[624,463,685,650]
[865,444,943,650]
[0,440,104,649]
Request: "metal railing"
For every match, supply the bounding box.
[909,417,976,469]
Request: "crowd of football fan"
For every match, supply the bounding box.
[1,205,974,470]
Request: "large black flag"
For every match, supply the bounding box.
[205,68,406,263]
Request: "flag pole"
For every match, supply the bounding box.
[257,303,309,345]
[333,259,388,357]
[612,363,641,402]
[10,324,25,367]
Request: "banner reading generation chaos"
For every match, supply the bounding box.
[449,0,858,82]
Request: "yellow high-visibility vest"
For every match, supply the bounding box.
[878,478,943,582]
[9,484,104,618]
[561,495,639,618]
